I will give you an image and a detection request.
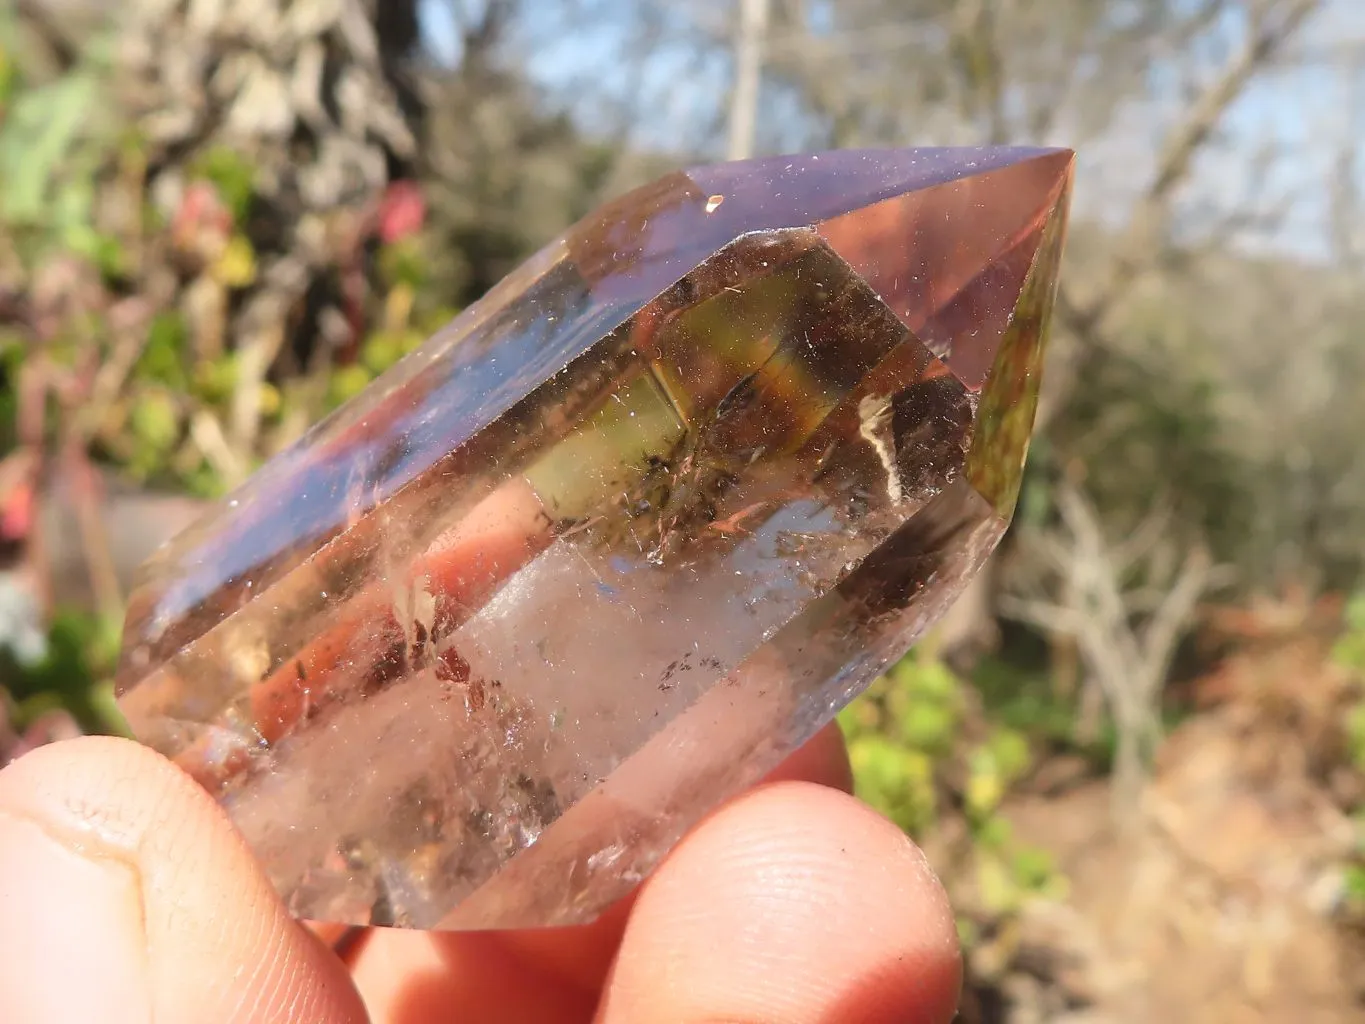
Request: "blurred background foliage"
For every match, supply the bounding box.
[2,0,1365,1019]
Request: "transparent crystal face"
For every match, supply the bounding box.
[117,147,1073,929]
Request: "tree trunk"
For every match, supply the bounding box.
[726,0,770,160]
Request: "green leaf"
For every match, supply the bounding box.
[0,71,99,223]
[86,681,132,738]
[898,700,958,752]
[192,354,239,405]
[0,61,16,121]
[848,735,937,834]
[1010,845,1059,892]
[182,460,227,500]
[891,655,960,703]
[211,234,257,288]
[985,726,1032,783]
[417,306,462,335]
[129,391,181,453]
[975,853,1019,913]
[1345,865,1365,906]
[1346,593,1365,633]
[955,916,980,950]
[965,747,1006,820]
[1346,703,1365,773]
[379,239,430,290]
[837,691,883,738]
[190,147,256,224]
[1334,593,1365,673]
[361,331,407,375]
[327,365,373,409]
[973,815,1012,850]
[137,313,189,389]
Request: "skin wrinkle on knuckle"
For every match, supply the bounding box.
[21,760,197,946]
[0,805,156,1020]
[3,740,165,853]
[0,754,167,1003]
[1,744,210,1006]
[1,740,369,1024]
[0,802,147,881]
[28,741,228,906]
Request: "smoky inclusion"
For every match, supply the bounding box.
[117,147,1074,929]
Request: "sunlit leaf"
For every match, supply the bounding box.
[0,72,98,223]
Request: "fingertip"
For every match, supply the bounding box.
[349,927,597,1024]
[0,736,366,1024]
[598,780,961,1024]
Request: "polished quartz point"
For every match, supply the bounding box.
[117,147,1074,930]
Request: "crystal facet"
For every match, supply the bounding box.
[117,147,1074,930]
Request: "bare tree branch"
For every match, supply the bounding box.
[1141,545,1214,685]
[1001,480,1229,825]
[1070,0,1323,334]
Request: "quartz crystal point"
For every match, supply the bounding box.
[117,147,1074,930]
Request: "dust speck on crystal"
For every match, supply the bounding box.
[705,194,724,213]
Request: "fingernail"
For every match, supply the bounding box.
[0,810,153,1024]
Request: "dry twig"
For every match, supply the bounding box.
[1001,481,1231,825]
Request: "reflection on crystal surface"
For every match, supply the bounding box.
[117,146,1074,929]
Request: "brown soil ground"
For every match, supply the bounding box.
[964,695,1365,1022]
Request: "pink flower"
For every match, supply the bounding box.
[173,181,233,253]
[378,181,426,244]
[0,481,32,542]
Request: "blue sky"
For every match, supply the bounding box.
[416,0,1365,263]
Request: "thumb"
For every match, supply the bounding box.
[0,736,366,1024]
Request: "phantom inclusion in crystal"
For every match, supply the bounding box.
[117,147,1074,929]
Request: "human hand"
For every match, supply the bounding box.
[0,724,960,1023]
